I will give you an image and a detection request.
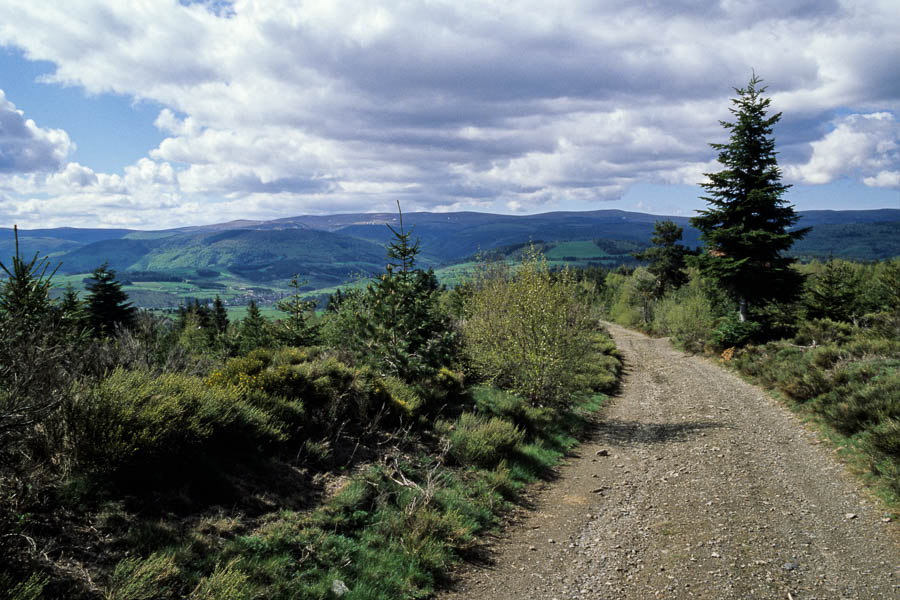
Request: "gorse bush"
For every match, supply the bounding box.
[68,369,286,476]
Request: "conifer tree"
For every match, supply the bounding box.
[691,74,809,322]
[212,295,229,335]
[337,202,455,381]
[57,284,87,336]
[0,225,58,328]
[237,299,271,354]
[275,275,318,346]
[85,262,136,337]
[633,220,690,297]
[806,260,859,322]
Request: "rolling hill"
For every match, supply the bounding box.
[4,208,898,308]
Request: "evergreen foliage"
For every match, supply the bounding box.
[274,275,318,347]
[212,295,229,335]
[85,262,136,337]
[0,226,58,327]
[691,74,808,322]
[805,259,860,322]
[0,227,75,454]
[633,220,690,297]
[237,299,271,355]
[331,204,455,382]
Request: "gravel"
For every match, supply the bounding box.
[439,323,900,599]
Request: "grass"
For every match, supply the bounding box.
[729,324,900,509]
[2,328,621,599]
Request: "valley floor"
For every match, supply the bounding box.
[439,323,899,599]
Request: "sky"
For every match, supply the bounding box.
[1,0,899,230]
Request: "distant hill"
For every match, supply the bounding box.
[4,208,899,286]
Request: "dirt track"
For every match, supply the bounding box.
[440,323,899,599]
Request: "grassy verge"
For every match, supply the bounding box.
[727,320,900,510]
[1,338,621,600]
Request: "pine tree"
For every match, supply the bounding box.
[237,299,271,354]
[633,220,690,297]
[0,227,73,451]
[57,284,88,336]
[212,295,229,335]
[0,225,58,328]
[339,202,455,381]
[85,262,136,337]
[691,74,809,322]
[275,275,318,347]
[806,260,859,322]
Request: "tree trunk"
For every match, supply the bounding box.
[738,297,748,322]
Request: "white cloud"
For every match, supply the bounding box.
[0,89,73,173]
[0,0,897,226]
[788,112,900,188]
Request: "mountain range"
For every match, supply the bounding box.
[3,208,898,307]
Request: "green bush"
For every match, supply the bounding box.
[794,318,857,346]
[462,249,596,406]
[377,376,424,419]
[710,313,761,348]
[775,362,830,403]
[652,278,716,352]
[68,369,286,474]
[439,412,525,469]
[472,386,553,437]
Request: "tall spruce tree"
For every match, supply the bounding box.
[692,74,809,322]
[85,263,136,337]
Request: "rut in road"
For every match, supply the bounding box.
[440,323,899,599]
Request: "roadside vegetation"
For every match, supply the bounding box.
[602,75,900,505]
[0,212,621,599]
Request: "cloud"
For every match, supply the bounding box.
[0,89,73,173]
[787,112,900,188]
[0,0,897,227]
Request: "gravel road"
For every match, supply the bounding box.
[439,323,899,599]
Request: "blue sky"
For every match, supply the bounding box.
[1,0,899,229]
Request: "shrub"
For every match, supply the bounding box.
[462,249,595,406]
[652,279,716,352]
[439,412,525,469]
[68,369,285,474]
[472,386,553,437]
[377,376,424,419]
[815,360,900,436]
[775,362,830,403]
[208,353,386,436]
[793,318,857,346]
[710,313,762,348]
